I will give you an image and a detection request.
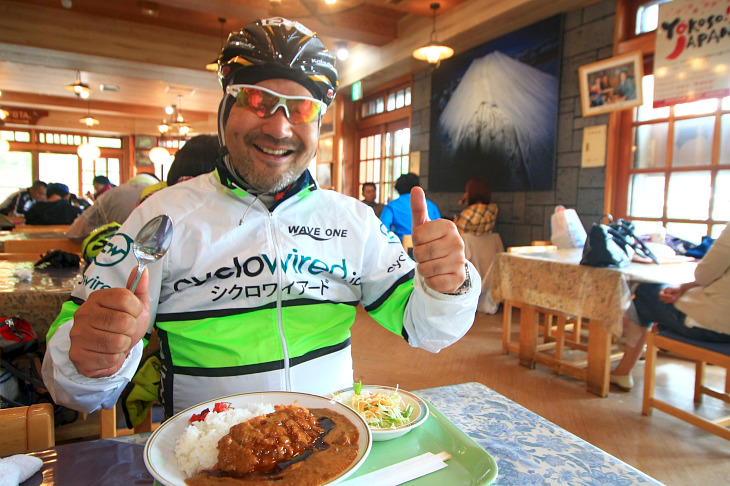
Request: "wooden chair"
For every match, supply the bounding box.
[4,238,82,255]
[642,327,730,440]
[461,232,504,314]
[0,403,55,454]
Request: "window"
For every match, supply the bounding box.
[360,86,411,119]
[0,129,124,199]
[612,1,727,243]
[356,78,412,204]
[358,122,410,203]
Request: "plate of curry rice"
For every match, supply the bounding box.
[144,391,372,486]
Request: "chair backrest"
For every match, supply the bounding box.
[0,403,55,454]
[4,238,82,255]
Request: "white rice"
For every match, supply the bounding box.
[174,403,275,477]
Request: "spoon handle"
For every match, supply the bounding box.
[128,262,145,293]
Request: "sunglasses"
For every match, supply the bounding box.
[226,84,326,124]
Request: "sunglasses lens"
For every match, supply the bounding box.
[235,87,321,124]
[287,99,320,124]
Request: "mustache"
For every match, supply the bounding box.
[245,133,299,151]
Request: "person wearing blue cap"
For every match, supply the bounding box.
[24,183,82,225]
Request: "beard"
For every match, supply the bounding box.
[227,133,314,193]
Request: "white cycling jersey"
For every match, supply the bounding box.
[42,170,479,416]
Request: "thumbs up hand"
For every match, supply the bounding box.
[410,187,467,294]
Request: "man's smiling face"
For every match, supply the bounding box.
[224,78,319,193]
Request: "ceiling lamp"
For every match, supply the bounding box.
[64,70,92,99]
[0,108,8,120]
[205,17,227,72]
[77,142,100,160]
[149,146,172,166]
[79,100,99,127]
[412,3,453,66]
[336,41,349,61]
[158,96,191,135]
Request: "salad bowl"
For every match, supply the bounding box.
[330,385,429,441]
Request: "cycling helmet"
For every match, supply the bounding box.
[82,222,121,265]
[217,17,338,106]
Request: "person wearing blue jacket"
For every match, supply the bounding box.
[380,172,441,242]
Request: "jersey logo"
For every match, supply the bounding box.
[95,232,134,267]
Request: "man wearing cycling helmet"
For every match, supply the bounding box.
[43,18,479,418]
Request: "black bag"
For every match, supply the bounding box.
[580,216,658,268]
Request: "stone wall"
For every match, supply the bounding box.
[412,0,617,248]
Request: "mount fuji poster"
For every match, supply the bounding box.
[429,15,563,192]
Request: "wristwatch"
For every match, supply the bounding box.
[446,264,471,296]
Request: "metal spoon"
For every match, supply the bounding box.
[128,214,173,292]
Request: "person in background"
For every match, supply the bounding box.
[24,183,82,225]
[610,223,730,391]
[138,135,220,204]
[616,70,636,101]
[454,177,498,236]
[380,172,441,241]
[66,173,158,240]
[87,175,115,202]
[0,180,47,217]
[361,182,384,217]
[42,17,477,417]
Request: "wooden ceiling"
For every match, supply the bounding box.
[0,0,599,137]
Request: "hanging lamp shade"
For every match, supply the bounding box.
[77,143,100,160]
[205,18,227,71]
[149,146,172,166]
[65,71,92,99]
[412,3,453,66]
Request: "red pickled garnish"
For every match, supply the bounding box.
[189,408,210,423]
[213,402,229,413]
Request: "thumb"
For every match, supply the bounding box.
[410,186,429,231]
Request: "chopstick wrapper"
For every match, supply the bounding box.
[0,454,43,486]
[342,451,450,486]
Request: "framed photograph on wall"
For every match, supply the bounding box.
[579,51,643,117]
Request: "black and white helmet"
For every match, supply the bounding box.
[217,17,338,106]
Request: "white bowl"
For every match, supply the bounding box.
[330,385,429,441]
[144,391,372,486]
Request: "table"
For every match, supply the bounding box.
[490,248,698,397]
[20,382,662,485]
[0,260,83,342]
[0,226,71,252]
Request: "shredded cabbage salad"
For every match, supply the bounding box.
[336,383,414,429]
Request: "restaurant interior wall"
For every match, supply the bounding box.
[409,0,617,248]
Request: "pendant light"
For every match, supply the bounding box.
[412,3,453,66]
[79,99,100,127]
[64,70,92,99]
[205,18,227,72]
[77,142,101,160]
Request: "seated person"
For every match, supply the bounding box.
[67,173,158,240]
[0,180,47,217]
[24,183,82,225]
[454,177,498,236]
[361,182,384,217]
[610,223,730,391]
[87,175,115,202]
[380,173,441,241]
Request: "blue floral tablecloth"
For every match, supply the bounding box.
[416,382,663,485]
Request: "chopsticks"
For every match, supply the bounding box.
[341,451,451,486]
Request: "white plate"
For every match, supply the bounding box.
[330,386,430,441]
[143,391,372,486]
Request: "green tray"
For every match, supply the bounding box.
[345,398,498,485]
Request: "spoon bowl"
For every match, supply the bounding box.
[128,214,173,292]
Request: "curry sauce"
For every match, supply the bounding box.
[185,406,360,486]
